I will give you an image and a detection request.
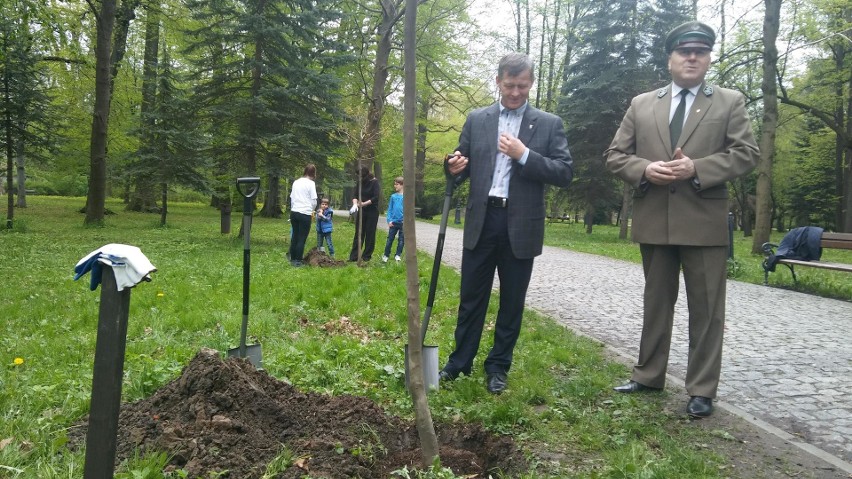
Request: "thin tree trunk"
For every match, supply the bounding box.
[403,0,438,465]
[585,205,594,234]
[524,0,530,54]
[837,6,851,231]
[844,48,852,231]
[15,133,26,208]
[618,182,630,239]
[160,182,167,226]
[4,39,12,228]
[85,0,117,225]
[544,0,561,112]
[535,0,547,108]
[752,0,780,253]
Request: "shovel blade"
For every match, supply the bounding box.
[227,343,263,369]
[404,344,440,392]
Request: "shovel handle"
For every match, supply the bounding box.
[421,175,456,345]
[236,177,261,201]
[236,177,259,358]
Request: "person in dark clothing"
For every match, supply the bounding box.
[439,53,574,395]
[348,166,380,262]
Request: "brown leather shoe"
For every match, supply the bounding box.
[613,380,662,393]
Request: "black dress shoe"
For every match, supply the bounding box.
[612,380,662,393]
[486,373,507,394]
[438,370,454,382]
[686,396,713,418]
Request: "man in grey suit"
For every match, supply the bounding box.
[605,21,759,417]
[440,53,573,394]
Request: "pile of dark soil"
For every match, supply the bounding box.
[71,349,524,478]
[303,248,346,267]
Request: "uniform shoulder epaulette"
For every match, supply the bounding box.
[657,88,669,98]
[703,85,714,96]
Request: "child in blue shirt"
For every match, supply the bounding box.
[382,177,404,262]
[316,198,335,256]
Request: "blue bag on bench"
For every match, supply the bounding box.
[766,226,823,272]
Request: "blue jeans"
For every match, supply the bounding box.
[317,232,335,256]
[384,222,404,257]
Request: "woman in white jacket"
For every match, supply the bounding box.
[289,164,317,266]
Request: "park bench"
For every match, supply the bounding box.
[547,213,572,224]
[761,232,852,285]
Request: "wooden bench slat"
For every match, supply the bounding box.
[776,259,852,273]
[821,239,852,249]
[820,232,852,241]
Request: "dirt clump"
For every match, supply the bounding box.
[304,248,346,267]
[72,349,524,478]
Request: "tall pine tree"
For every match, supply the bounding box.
[184,0,350,217]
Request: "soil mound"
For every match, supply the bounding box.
[304,248,346,267]
[73,349,525,478]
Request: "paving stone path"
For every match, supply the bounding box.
[386,219,852,471]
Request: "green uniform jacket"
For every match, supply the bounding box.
[605,83,759,246]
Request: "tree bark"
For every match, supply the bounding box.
[353,0,402,176]
[403,0,438,465]
[838,5,851,231]
[128,1,160,212]
[85,0,117,225]
[160,182,167,226]
[618,182,630,239]
[109,0,140,99]
[4,44,12,228]
[752,0,780,254]
[15,130,26,208]
[260,174,283,218]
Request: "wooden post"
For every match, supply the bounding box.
[83,267,131,479]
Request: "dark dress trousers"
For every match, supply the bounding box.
[349,178,380,261]
[443,103,573,377]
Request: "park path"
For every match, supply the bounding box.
[381,219,852,473]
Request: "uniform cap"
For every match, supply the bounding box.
[665,21,715,53]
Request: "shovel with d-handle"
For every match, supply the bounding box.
[405,170,456,391]
[228,177,263,368]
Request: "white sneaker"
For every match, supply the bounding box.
[382,255,388,263]
[394,255,401,262]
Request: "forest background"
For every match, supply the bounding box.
[1,0,851,246]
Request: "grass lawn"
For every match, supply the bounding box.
[1,197,846,477]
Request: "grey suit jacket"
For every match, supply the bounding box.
[454,103,573,259]
[605,83,759,246]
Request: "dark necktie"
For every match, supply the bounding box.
[670,89,688,151]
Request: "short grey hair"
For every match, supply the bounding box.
[498,53,535,82]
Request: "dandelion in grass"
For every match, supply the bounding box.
[13,357,24,366]
[157,292,165,298]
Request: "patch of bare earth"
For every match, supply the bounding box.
[303,248,346,268]
[70,349,525,478]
